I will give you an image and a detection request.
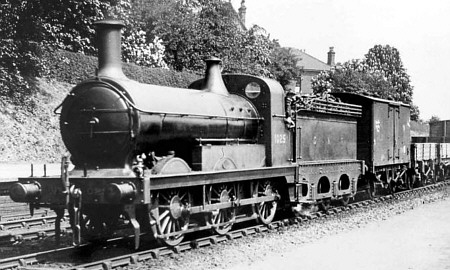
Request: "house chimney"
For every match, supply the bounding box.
[238,0,247,26]
[327,47,335,66]
[202,57,229,96]
[94,19,126,79]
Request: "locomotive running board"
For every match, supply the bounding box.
[148,165,298,190]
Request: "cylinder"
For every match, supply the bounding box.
[104,182,136,203]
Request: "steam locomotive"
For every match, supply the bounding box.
[9,20,419,248]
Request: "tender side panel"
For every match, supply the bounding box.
[297,112,357,162]
[295,160,363,203]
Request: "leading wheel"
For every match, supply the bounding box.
[77,206,121,242]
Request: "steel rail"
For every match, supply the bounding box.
[0,215,65,231]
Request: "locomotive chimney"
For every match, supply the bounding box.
[202,57,229,96]
[94,19,126,78]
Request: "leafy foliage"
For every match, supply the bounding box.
[365,45,413,104]
[148,0,277,76]
[269,47,302,88]
[0,39,45,110]
[0,0,168,107]
[312,45,419,120]
[44,48,199,86]
[312,59,392,96]
[122,30,167,68]
[429,115,441,123]
[1,0,166,67]
[224,25,276,77]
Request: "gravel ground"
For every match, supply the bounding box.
[131,187,449,270]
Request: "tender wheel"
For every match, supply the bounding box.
[206,185,236,235]
[253,181,278,224]
[318,198,331,211]
[339,195,350,206]
[153,190,189,246]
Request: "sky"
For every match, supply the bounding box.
[231,0,450,121]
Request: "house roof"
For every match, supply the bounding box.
[289,47,331,72]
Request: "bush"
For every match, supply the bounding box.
[43,48,200,87]
[0,39,48,111]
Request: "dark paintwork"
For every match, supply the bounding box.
[60,77,261,168]
[296,111,358,162]
[13,165,296,205]
[430,120,450,141]
[191,74,290,167]
[332,93,411,172]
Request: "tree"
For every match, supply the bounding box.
[312,59,392,96]
[224,25,275,77]
[268,46,302,88]
[312,45,419,120]
[365,45,413,105]
[429,115,441,123]
[149,0,276,75]
[409,104,420,122]
[2,0,166,65]
[1,0,168,108]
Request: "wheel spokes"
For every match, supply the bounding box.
[206,185,236,235]
[254,181,278,224]
[153,191,190,246]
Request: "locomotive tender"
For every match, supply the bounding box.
[12,19,416,248]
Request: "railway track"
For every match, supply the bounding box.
[0,182,15,197]
[0,213,60,229]
[0,181,447,270]
[0,226,70,246]
[0,213,70,245]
